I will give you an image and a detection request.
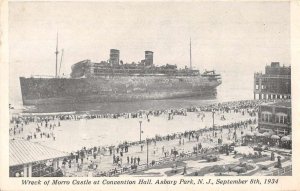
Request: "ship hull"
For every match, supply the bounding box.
[20,76,221,106]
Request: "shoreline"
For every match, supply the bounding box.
[10,99,276,116]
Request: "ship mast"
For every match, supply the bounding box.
[55,32,59,78]
[189,38,192,70]
[59,49,64,76]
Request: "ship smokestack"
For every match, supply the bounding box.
[145,51,153,66]
[110,49,120,66]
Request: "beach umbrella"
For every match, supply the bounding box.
[262,132,271,137]
[245,131,254,137]
[271,135,280,139]
[254,132,263,137]
[253,131,259,136]
[222,139,233,144]
[281,136,291,141]
[258,133,264,137]
[268,130,275,136]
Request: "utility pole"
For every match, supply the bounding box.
[139,121,142,143]
[146,139,149,168]
[212,110,215,137]
[234,126,237,142]
[189,37,192,70]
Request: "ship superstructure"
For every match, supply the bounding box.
[71,50,203,78]
[19,38,222,106]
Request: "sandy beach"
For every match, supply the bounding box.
[11,110,255,152]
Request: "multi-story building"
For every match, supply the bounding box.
[258,101,291,136]
[254,62,291,100]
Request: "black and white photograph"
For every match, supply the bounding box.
[6,1,295,180]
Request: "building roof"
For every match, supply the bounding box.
[261,101,291,108]
[10,139,69,167]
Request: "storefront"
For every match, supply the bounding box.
[258,101,291,136]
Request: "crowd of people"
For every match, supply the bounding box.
[10,117,60,141]
[56,115,256,177]
[10,99,281,177]
[10,99,267,127]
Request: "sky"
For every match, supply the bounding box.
[8,1,290,103]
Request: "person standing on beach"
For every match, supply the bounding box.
[182,166,187,175]
[137,157,140,165]
[75,152,79,163]
[80,151,84,164]
[93,152,97,160]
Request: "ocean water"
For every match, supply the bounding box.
[9,70,253,114]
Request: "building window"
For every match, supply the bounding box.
[275,115,280,123]
[268,114,272,122]
[280,116,284,124]
[261,111,272,123]
[275,112,288,124]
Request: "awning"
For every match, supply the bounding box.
[10,139,69,167]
